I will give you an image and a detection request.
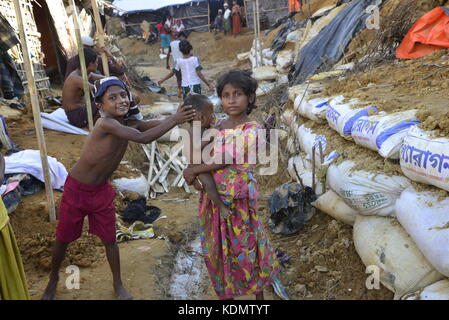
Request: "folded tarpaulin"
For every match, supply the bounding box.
[396,7,449,59]
[4,150,68,190]
[41,108,89,136]
[289,0,383,85]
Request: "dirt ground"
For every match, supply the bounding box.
[1,1,408,301]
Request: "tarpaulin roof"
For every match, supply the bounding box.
[112,0,208,13]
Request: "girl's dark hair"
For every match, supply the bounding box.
[179,40,193,55]
[75,47,98,69]
[216,69,258,115]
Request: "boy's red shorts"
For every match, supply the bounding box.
[56,175,116,243]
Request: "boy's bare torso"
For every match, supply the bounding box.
[62,70,89,113]
[69,118,129,185]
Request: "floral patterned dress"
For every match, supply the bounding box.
[198,121,280,299]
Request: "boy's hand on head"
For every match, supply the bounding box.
[173,104,196,124]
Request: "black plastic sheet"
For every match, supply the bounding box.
[289,0,383,85]
[268,183,316,235]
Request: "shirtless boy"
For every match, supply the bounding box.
[42,77,196,300]
[62,47,103,128]
[184,94,232,218]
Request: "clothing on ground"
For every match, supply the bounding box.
[4,149,68,190]
[198,121,281,299]
[56,175,116,243]
[0,198,29,300]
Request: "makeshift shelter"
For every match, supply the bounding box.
[113,0,211,35]
[0,0,77,94]
[244,0,289,30]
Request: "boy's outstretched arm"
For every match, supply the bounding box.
[158,71,175,86]
[100,105,195,144]
[196,70,214,91]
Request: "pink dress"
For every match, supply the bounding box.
[198,121,281,299]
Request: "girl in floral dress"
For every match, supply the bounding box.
[183,69,280,300]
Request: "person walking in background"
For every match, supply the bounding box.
[232,1,242,36]
[157,19,171,55]
[223,3,232,36]
[166,32,188,98]
[158,40,214,99]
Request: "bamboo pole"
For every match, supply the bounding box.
[255,0,263,65]
[91,0,109,76]
[13,0,56,222]
[207,2,211,31]
[252,0,259,67]
[71,0,94,131]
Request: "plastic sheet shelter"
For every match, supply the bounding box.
[113,0,211,35]
[289,0,383,86]
[244,0,289,29]
[396,7,449,59]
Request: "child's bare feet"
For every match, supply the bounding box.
[115,284,133,300]
[41,276,58,300]
[219,203,232,219]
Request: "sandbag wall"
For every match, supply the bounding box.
[255,0,449,300]
[285,75,449,299]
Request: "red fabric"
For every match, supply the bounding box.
[397,7,449,59]
[56,176,116,243]
[288,0,300,13]
[157,23,167,34]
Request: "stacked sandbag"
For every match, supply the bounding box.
[351,110,420,159]
[353,215,444,299]
[402,280,449,300]
[294,96,334,122]
[325,97,378,140]
[296,125,339,167]
[327,161,411,217]
[400,126,449,192]
[312,189,358,225]
[396,188,449,278]
[288,82,324,103]
[252,66,278,81]
[287,156,324,195]
[276,49,295,74]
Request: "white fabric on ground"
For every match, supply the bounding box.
[5,150,68,189]
[41,108,89,135]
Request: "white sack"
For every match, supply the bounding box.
[327,161,411,217]
[400,126,449,192]
[396,188,449,277]
[312,189,357,225]
[351,110,419,159]
[403,280,449,300]
[353,215,444,299]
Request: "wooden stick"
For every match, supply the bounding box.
[149,145,183,186]
[13,0,56,222]
[71,0,94,131]
[145,142,156,197]
[208,2,211,31]
[91,0,109,76]
[255,0,263,65]
[252,0,259,67]
[312,145,316,193]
